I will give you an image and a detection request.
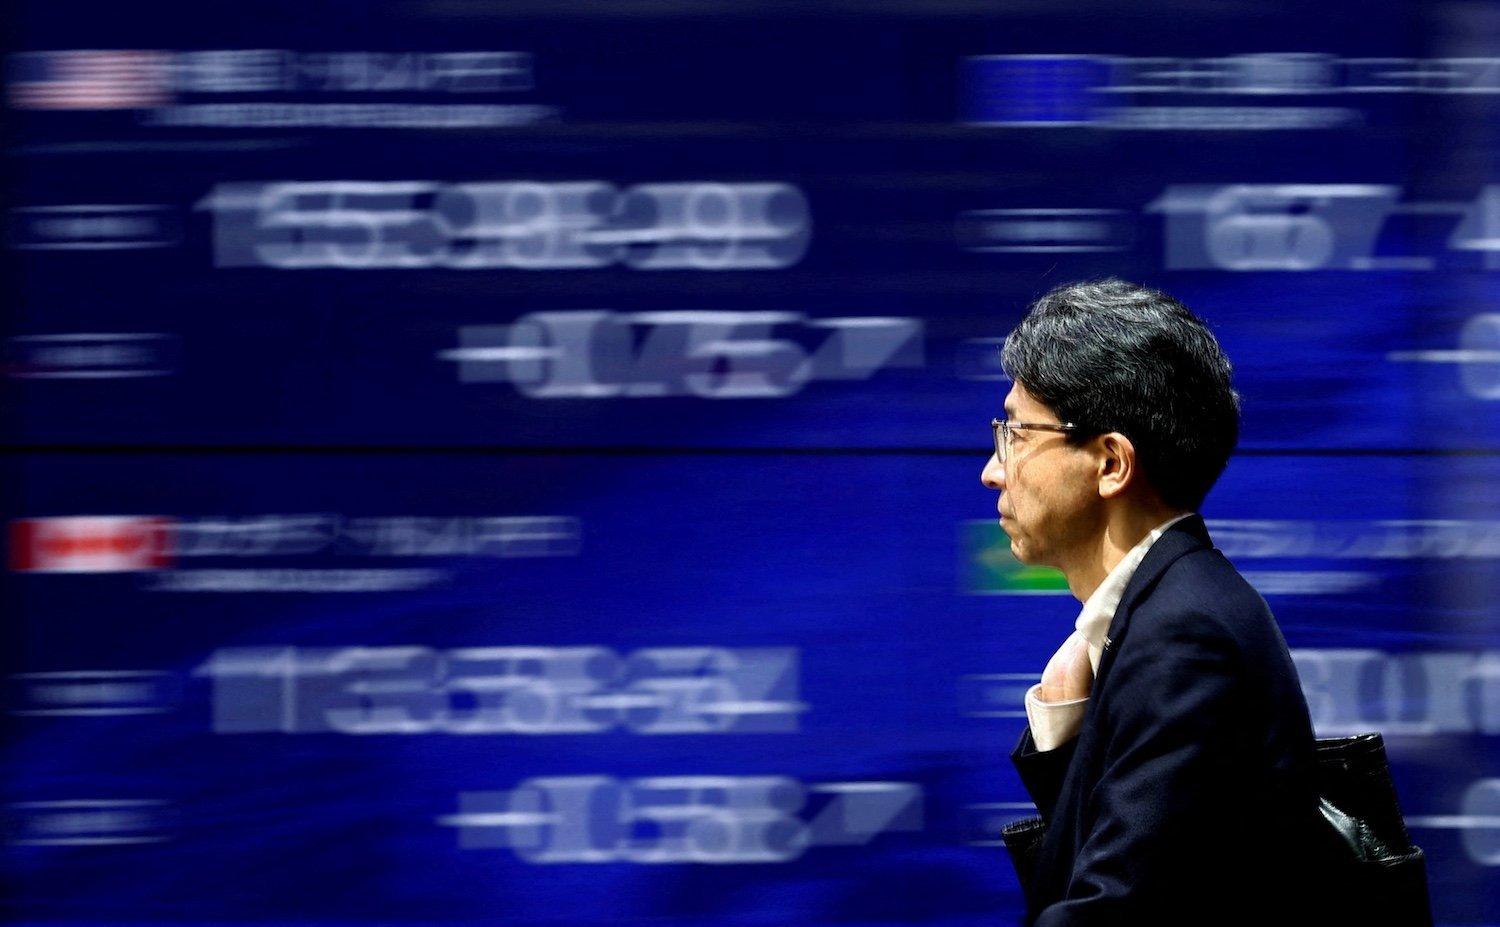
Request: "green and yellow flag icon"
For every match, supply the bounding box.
[961,520,1069,595]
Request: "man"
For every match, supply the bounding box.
[982,279,1325,925]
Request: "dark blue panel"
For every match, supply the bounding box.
[4,1,1499,924]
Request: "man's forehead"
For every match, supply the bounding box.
[1003,381,1043,416]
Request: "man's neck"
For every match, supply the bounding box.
[1064,504,1191,602]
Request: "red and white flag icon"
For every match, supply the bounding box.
[9,516,174,572]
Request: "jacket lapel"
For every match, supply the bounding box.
[1091,515,1213,692]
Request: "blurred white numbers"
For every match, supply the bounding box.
[1460,314,1500,400]
[440,776,922,864]
[1149,184,1400,270]
[199,180,811,270]
[1291,648,1500,737]
[197,645,803,735]
[1142,183,1500,271]
[443,311,924,399]
[1458,780,1500,865]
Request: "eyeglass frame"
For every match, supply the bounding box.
[991,418,1080,463]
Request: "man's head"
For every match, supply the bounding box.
[999,278,1240,512]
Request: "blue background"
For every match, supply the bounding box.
[3,2,1498,924]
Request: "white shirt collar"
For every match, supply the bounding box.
[1075,513,1194,672]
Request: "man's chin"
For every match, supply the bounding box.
[1009,540,1051,570]
[1000,527,1036,564]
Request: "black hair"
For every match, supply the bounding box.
[1000,278,1240,510]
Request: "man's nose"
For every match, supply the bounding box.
[980,453,1005,490]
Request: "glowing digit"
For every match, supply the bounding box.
[508,777,620,863]
[1459,314,1500,400]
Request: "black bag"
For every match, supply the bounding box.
[1313,732,1433,926]
[1001,732,1432,924]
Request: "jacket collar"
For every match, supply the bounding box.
[1093,514,1213,683]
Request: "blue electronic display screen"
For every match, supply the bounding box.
[3,2,1498,925]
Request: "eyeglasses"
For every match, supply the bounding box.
[991,418,1078,463]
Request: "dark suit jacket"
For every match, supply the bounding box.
[1011,516,1324,926]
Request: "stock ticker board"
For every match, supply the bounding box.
[2,2,1498,925]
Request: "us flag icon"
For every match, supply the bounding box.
[9,516,174,572]
[8,50,173,110]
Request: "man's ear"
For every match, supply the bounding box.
[1095,432,1138,499]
